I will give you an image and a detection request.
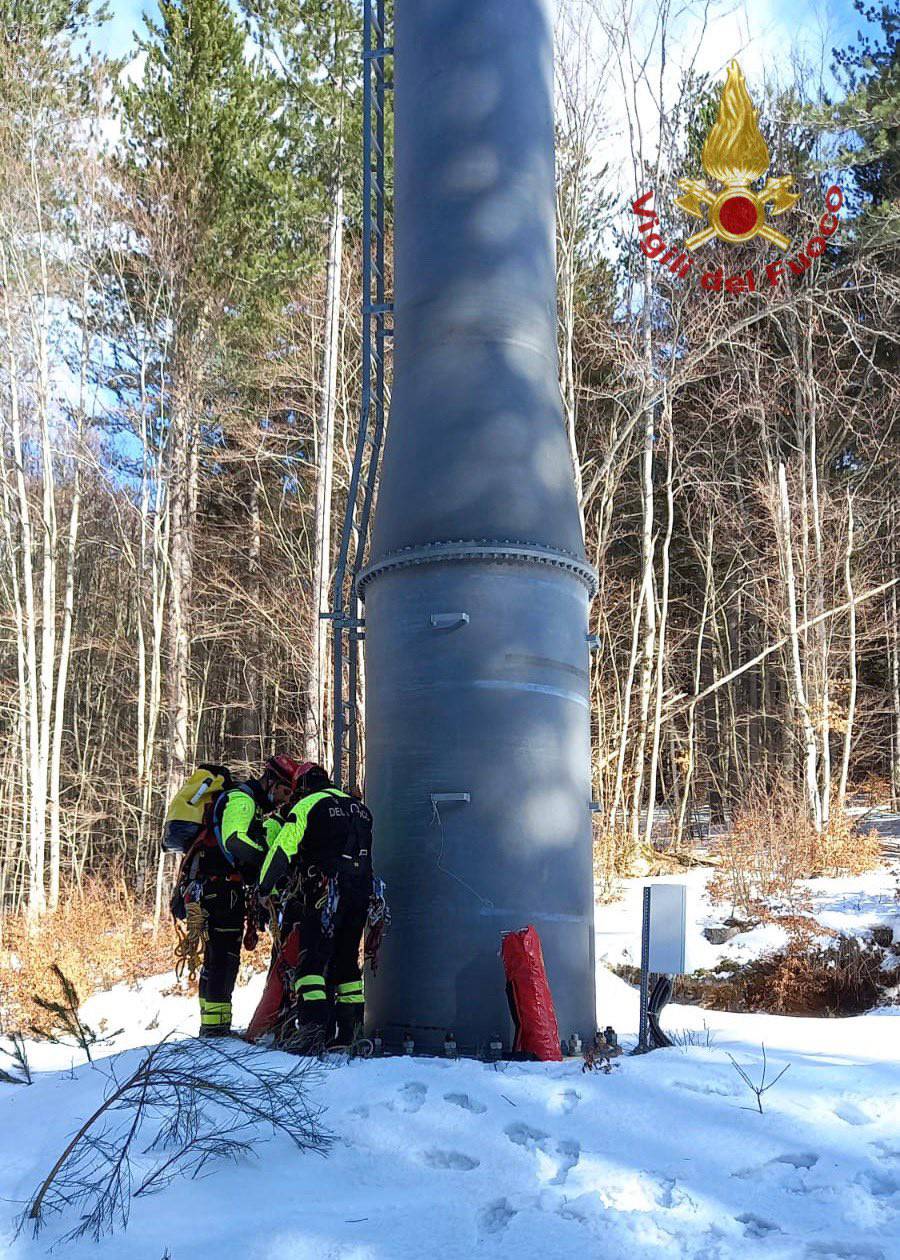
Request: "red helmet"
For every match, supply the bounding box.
[294,762,331,795]
[264,755,309,793]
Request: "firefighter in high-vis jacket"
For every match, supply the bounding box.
[257,763,374,1048]
[193,754,305,1037]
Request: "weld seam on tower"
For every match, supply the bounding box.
[358,540,598,595]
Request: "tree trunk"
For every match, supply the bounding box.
[167,390,195,794]
[777,462,822,829]
[2,244,45,921]
[837,486,856,811]
[890,505,900,811]
[306,180,343,762]
[644,400,674,848]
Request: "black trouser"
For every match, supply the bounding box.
[292,877,368,1038]
[196,850,246,1031]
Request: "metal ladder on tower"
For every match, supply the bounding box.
[329,0,393,789]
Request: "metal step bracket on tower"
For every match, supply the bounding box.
[330,0,393,788]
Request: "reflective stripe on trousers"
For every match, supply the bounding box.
[294,973,327,1003]
[335,979,364,1005]
[199,997,232,1026]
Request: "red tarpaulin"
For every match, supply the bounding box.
[501,925,563,1062]
[245,925,301,1042]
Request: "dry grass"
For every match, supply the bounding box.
[739,930,885,1016]
[850,771,894,803]
[615,920,893,1018]
[0,878,176,1034]
[593,820,641,902]
[709,785,881,921]
[674,927,888,1017]
[1,876,269,1036]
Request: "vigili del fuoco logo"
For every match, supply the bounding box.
[631,60,843,295]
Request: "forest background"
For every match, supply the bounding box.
[0,0,897,962]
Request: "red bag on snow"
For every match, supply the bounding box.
[245,925,302,1042]
[501,925,563,1062]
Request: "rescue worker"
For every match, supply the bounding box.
[257,763,374,1049]
[195,754,305,1038]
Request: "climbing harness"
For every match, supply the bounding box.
[262,894,283,953]
[364,878,391,973]
[320,875,340,938]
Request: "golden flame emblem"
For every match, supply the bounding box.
[676,61,799,250]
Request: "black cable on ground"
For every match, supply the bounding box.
[647,974,674,1049]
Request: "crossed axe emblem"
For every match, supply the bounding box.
[676,175,800,251]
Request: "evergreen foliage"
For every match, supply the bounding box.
[118,0,313,329]
[833,1,900,240]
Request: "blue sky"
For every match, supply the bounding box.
[94,0,876,67]
[92,0,157,57]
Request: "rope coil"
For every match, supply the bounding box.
[174,900,209,982]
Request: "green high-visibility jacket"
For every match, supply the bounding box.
[218,781,281,876]
[257,788,350,897]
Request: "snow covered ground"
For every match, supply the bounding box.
[597,864,900,974]
[2,868,899,1260]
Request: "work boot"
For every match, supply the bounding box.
[198,1024,232,1039]
[280,1002,330,1056]
[332,1004,363,1048]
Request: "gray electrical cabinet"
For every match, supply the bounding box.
[646,883,688,975]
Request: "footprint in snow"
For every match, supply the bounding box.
[505,1122,551,1151]
[421,1149,480,1171]
[737,1213,782,1239]
[673,1078,736,1098]
[479,1198,517,1236]
[834,1101,872,1127]
[444,1091,487,1114]
[656,1176,695,1211]
[551,1088,581,1115]
[549,1139,580,1186]
[397,1082,427,1113]
[504,1125,581,1188]
[776,1152,819,1170]
[855,1165,900,1198]
[733,1152,819,1180]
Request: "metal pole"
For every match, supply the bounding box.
[637,885,651,1053]
[349,0,392,788]
[331,0,375,785]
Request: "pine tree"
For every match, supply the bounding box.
[119,0,309,326]
[0,0,105,45]
[115,0,311,809]
[833,1,900,243]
